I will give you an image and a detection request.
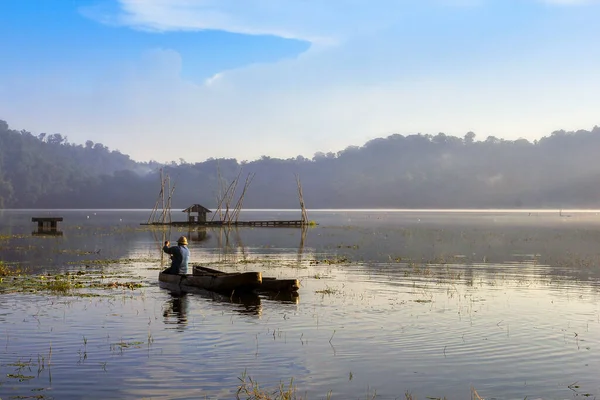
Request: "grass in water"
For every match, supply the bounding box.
[0,261,26,277]
[236,371,380,400]
[237,370,301,400]
[315,285,339,295]
[0,265,146,296]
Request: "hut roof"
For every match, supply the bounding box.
[182,204,212,213]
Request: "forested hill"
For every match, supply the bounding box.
[2,118,600,209]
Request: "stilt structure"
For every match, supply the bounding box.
[141,171,316,228]
[148,169,175,225]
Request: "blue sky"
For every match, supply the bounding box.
[1,0,599,162]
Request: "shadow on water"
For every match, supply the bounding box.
[31,229,63,236]
[163,291,189,331]
[159,281,263,316]
[262,290,300,304]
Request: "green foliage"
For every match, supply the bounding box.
[0,261,24,277]
[0,260,8,276]
[3,118,600,209]
[0,119,139,207]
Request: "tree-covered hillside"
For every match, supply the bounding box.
[2,118,600,209]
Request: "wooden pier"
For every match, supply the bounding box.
[143,170,313,229]
[32,217,63,230]
[141,220,307,227]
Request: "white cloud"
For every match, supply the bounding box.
[94,0,434,45]
[204,72,222,87]
[3,0,599,163]
[83,0,600,46]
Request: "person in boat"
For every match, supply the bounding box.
[162,236,190,275]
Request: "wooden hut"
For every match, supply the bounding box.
[183,204,212,223]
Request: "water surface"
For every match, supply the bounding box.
[1,209,600,399]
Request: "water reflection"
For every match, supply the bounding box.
[159,281,263,316]
[6,210,600,400]
[187,228,208,242]
[31,229,63,236]
[163,291,189,331]
[263,290,300,304]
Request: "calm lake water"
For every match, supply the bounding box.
[1,209,600,400]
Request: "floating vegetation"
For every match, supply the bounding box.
[0,261,26,277]
[315,285,339,295]
[0,260,9,276]
[110,340,145,351]
[337,244,359,249]
[310,256,350,265]
[77,258,132,265]
[6,373,35,381]
[0,233,27,241]
[7,359,35,368]
[0,267,146,296]
[57,249,101,255]
[42,277,73,293]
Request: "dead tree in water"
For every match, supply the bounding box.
[211,179,236,222]
[148,169,167,224]
[215,161,226,221]
[164,180,176,224]
[147,169,175,224]
[211,169,242,222]
[230,172,255,223]
[295,173,309,224]
[223,170,242,223]
[159,174,175,224]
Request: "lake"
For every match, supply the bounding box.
[1,209,600,400]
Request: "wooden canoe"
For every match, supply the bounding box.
[194,266,300,293]
[259,277,300,293]
[159,268,262,294]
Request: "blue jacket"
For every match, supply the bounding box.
[163,244,190,275]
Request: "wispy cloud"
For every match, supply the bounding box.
[88,0,435,45]
[4,0,599,163]
[85,0,599,46]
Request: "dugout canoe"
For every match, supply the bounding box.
[159,268,262,294]
[259,277,300,293]
[194,266,300,293]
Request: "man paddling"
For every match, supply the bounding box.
[162,236,190,275]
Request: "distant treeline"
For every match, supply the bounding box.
[1,118,600,210]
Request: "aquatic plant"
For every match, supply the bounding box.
[315,285,339,295]
[0,261,24,277]
[43,278,73,293]
[311,256,349,265]
[0,264,146,296]
[237,370,301,400]
[0,260,8,276]
[236,371,381,400]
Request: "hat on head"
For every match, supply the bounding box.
[177,236,188,245]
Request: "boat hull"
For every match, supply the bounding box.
[159,270,262,294]
[193,266,300,293]
[259,277,300,293]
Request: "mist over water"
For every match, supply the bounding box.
[1,209,600,399]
